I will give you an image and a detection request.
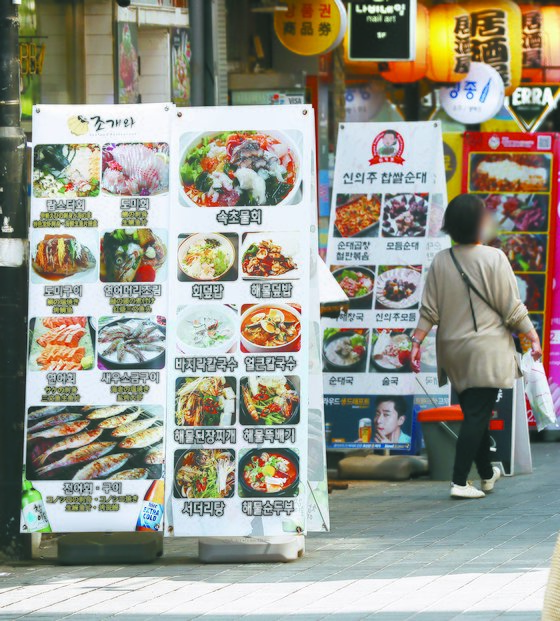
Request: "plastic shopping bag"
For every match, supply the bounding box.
[521,352,557,431]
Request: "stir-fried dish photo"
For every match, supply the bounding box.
[180,131,299,207]
[174,449,235,498]
[175,377,236,426]
[241,376,299,425]
[241,238,298,278]
[334,194,381,237]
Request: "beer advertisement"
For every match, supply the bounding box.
[322,121,450,451]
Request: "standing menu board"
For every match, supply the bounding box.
[164,106,315,536]
[462,133,558,366]
[22,104,172,533]
[323,122,449,451]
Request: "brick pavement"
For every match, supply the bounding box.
[1,443,559,621]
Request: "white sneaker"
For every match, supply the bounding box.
[450,482,486,499]
[481,466,501,493]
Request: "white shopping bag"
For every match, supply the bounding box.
[521,352,557,432]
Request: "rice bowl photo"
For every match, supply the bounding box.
[177,233,237,282]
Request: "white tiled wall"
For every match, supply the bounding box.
[138,29,171,103]
[84,1,115,105]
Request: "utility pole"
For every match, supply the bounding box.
[0,0,29,559]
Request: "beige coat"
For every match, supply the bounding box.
[417,244,533,394]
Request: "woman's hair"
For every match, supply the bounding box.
[441,193,485,244]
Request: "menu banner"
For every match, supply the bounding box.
[323,121,449,451]
[164,105,315,537]
[23,104,172,533]
[462,132,558,371]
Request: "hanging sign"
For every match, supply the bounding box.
[274,0,346,56]
[22,104,172,534]
[322,121,450,451]
[506,85,560,132]
[170,28,191,107]
[440,62,505,125]
[347,0,417,62]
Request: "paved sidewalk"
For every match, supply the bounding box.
[1,443,560,621]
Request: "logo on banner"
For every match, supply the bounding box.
[369,129,405,165]
[506,85,560,132]
[66,114,136,136]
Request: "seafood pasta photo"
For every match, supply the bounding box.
[101,142,169,196]
[28,316,95,372]
[179,130,301,207]
[25,405,164,481]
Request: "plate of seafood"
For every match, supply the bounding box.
[97,316,166,369]
[31,231,97,284]
[25,405,164,481]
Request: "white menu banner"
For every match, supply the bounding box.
[323,121,450,452]
[163,105,315,536]
[23,104,172,533]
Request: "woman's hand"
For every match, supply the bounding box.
[524,328,542,361]
[411,342,421,373]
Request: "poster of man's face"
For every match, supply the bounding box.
[374,396,412,445]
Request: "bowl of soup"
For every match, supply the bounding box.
[240,303,301,353]
[238,448,299,497]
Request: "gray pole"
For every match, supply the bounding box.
[0,0,29,559]
[190,0,205,106]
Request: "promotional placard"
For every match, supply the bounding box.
[164,105,316,537]
[23,104,172,533]
[323,121,450,451]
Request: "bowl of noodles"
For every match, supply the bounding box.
[179,130,302,208]
[240,303,302,353]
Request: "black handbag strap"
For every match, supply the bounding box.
[449,247,499,332]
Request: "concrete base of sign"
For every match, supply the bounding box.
[57,532,163,565]
[198,536,305,564]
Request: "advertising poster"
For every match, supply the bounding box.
[23,104,172,533]
[170,28,191,107]
[462,133,558,368]
[323,122,450,451]
[116,22,140,105]
[164,105,316,536]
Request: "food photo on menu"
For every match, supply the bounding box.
[239,375,300,426]
[30,231,97,284]
[322,328,369,373]
[238,448,299,497]
[33,143,101,198]
[488,234,546,272]
[468,153,551,193]
[375,265,422,310]
[369,329,437,374]
[330,265,375,310]
[240,232,300,280]
[177,232,238,282]
[173,449,235,499]
[381,193,429,238]
[176,304,238,355]
[25,404,164,481]
[175,376,236,427]
[516,274,546,312]
[178,130,302,207]
[100,228,168,283]
[327,395,414,449]
[101,142,169,196]
[482,193,549,232]
[97,315,166,370]
[28,316,95,372]
[240,303,301,353]
[334,193,381,238]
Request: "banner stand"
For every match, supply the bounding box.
[198,535,304,563]
[57,532,163,565]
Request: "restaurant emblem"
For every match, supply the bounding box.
[369,129,405,165]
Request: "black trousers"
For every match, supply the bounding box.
[452,387,499,486]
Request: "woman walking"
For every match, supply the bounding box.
[411,194,542,499]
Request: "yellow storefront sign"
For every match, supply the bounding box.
[442,132,464,201]
[274,0,346,56]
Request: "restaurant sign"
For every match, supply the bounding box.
[347,0,416,62]
[506,85,560,132]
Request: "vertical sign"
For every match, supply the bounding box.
[462,132,557,368]
[22,104,171,533]
[170,28,191,107]
[323,122,449,451]
[116,22,140,104]
[165,105,315,536]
